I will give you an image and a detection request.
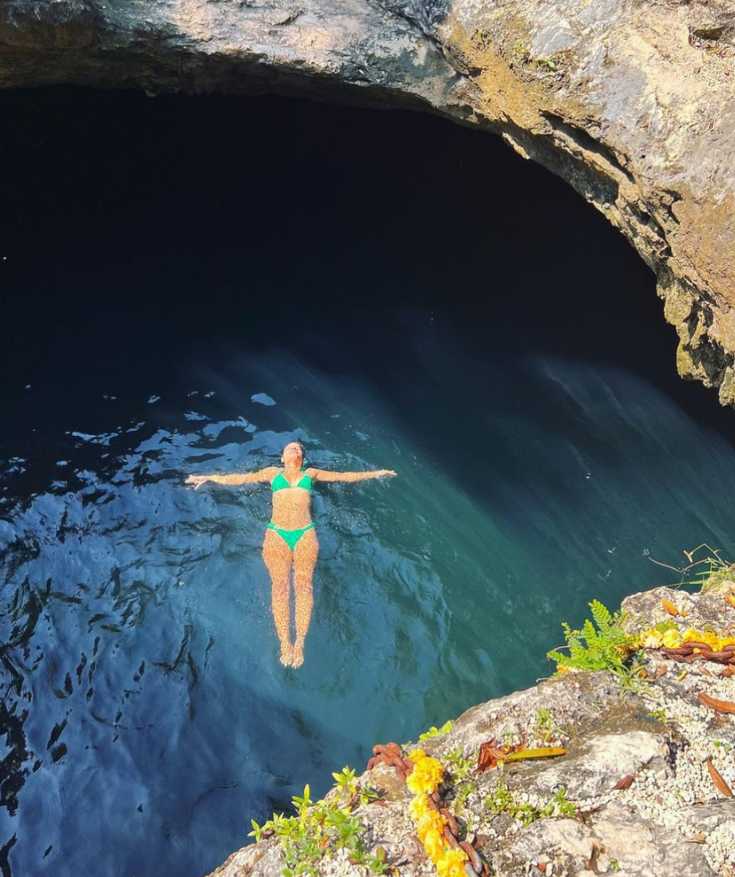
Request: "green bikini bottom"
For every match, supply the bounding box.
[267,521,315,550]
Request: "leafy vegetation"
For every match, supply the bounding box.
[445,747,477,816]
[329,766,379,806]
[331,766,358,799]
[418,719,453,742]
[452,781,474,815]
[484,783,576,826]
[445,747,474,782]
[546,600,643,688]
[248,777,386,877]
[533,708,557,745]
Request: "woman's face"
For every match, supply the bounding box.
[282,443,304,467]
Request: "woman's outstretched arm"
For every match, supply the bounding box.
[309,468,396,483]
[185,467,278,489]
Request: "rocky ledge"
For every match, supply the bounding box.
[210,585,735,877]
[2,1,735,403]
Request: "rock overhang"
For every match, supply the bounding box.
[2,0,735,404]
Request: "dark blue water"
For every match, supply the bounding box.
[1,90,735,877]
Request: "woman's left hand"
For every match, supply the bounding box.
[379,469,397,478]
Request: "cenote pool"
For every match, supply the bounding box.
[1,90,735,877]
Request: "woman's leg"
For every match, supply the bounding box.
[262,528,294,665]
[291,527,319,668]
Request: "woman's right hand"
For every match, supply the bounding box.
[185,475,210,489]
[379,469,397,478]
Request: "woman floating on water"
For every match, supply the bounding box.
[185,441,396,668]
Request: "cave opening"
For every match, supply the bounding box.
[2,88,735,877]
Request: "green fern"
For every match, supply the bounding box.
[547,600,638,682]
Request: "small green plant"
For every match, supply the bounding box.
[485,782,537,826]
[357,785,381,806]
[248,783,387,877]
[542,787,577,819]
[648,707,669,723]
[547,600,643,688]
[453,781,474,815]
[484,783,576,826]
[445,747,478,816]
[445,747,474,782]
[535,56,558,72]
[330,766,379,807]
[533,708,556,744]
[609,858,621,872]
[418,719,453,742]
[331,766,357,799]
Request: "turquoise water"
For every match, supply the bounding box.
[1,90,735,877]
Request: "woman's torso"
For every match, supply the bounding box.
[269,468,314,529]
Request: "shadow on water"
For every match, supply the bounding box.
[1,88,735,877]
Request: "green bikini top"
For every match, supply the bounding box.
[271,469,313,493]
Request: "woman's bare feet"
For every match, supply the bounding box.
[291,639,305,668]
[279,642,293,667]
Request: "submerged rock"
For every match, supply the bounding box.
[2,1,735,403]
[210,585,735,876]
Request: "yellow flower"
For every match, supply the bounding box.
[406,749,469,875]
[406,755,444,795]
[640,630,663,648]
[409,793,430,821]
[423,827,445,861]
[436,849,469,877]
[416,810,446,842]
[680,628,735,652]
[408,748,427,763]
[662,629,682,649]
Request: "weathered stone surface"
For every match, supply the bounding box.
[210,586,735,876]
[622,585,735,636]
[2,1,735,403]
[528,730,664,799]
[438,0,735,407]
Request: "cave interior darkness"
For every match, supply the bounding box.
[1,86,729,449]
